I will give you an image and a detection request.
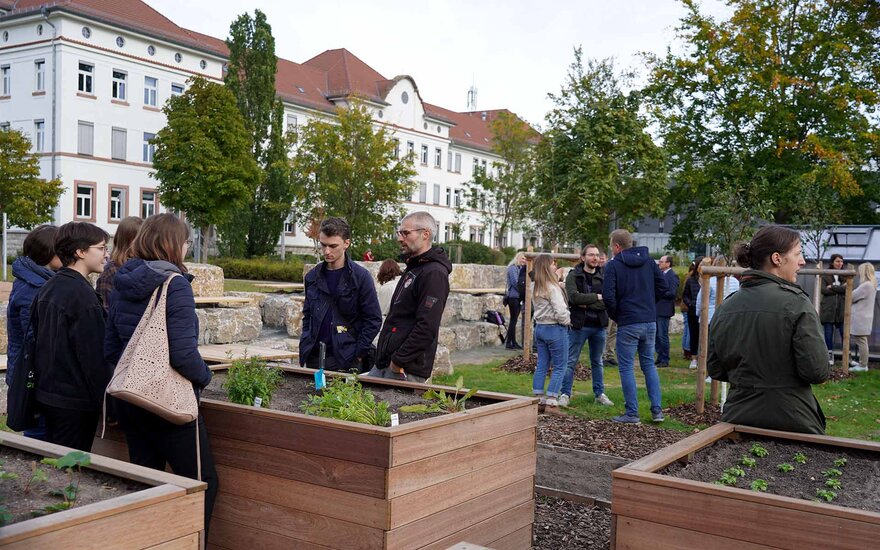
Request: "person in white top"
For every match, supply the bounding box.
[531,254,571,415]
[849,262,877,372]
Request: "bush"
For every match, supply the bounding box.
[223,358,284,407]
[349,240,402,263]
[443,240,506,265]
[210,256,305,282]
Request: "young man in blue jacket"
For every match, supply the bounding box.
[300,217,382,372]
[655,255,680,368]
[602,229,673,424]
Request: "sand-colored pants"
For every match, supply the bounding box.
[852,335,870,369]
[603,320,617,360]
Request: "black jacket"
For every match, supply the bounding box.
[656,269,680,318]
[30,268,109,411]
[565,264,609,329]
[299,256,382,367]
[375,246,452,379]
[681,276,701,312]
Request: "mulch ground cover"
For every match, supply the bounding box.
[497,355,591,380]
[662,401,723,426]
[533,495,611,549]
[537,414,691,460]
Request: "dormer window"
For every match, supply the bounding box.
[401,91,409,104]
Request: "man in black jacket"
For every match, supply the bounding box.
[369,212,452,383]
[655,255,680,368]
[29,222,110,451]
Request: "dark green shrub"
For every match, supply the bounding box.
[444,240,506,265]
[210,257,305,282]
[222,357,284,407]
[349,241,402,263]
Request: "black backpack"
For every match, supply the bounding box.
[485,310,506,325]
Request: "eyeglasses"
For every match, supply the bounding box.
[89,246,108,253]
[397,228,426,238]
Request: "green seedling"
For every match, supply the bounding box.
[223,357,283,407]
[399,376,478,414]
[0,503,11,526]
[724,467,746,478]
[777,463,795,472]
[793,452,808,464]
[300,374,391,426]
[33,451,91,516]
[825,478,842,489]
[750,479,769,492]
[749,444,769,458]
[822,468,843,478]
[833,457,847,468]
[739,456,757,468]
[816,488,837,502]
[715,472,739,486]
[23,461,48,494]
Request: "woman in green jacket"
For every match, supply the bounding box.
[708,226,831,434]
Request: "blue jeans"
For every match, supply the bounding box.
[823,323,843,351]
[562,325,607,398]
[533,324,569,398]
[655,316,671,364]
[682,311,690,352]
[617,322,663,417]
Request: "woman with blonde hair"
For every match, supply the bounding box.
[531,254,570,415]
[849,262,877,372]
[504,252,527,349]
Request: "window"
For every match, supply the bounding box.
[284,214,296,235]
[445,187,452,207]
[434,147,442,168]
[174,53,182,63]
[286,114,297,133]
[433,184,441,205]
[473,157,480,175]
[109,186,127,221]
[1,65,10,96]
[418,182,427,203]
[481,159,488,174]
[75,183,95,220]
[454,189,462,208]
[454,153,462,173]
[78,62,93,94]
[141,190,157,218]
[147,45,156,56]
[111,127,126,160]
[144,76,157,106]
[34,60,45,92]
[200,60,207,70]
[444,225,452,242]
[447,150,453,172]
[81,27,91,39]
[115,36,125,48]
[0,122,9,131]
[142,132,155,162]
[171,83,184,96]
[112,70,126,100]
[393,138,400,158]
[406,141,415,158]
[420,144,428,165]
[34,120,44,152]
[77,121,94,156]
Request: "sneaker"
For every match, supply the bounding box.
[558,394,570,408]
[689,359,698,369]
[611,414,641,424]
[651,409,665,423]
[596,393,614,406]
[705,376,712,383]
[537,396,546,414]
[849,365,868,372]
[604,357,618,366]
[544,398,565,416]
[656,362,669,369]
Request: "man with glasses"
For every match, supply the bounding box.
[368,211,452,383]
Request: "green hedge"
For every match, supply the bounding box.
[210,257,305,282]
[443,240,508,265]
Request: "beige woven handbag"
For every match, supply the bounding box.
[106,274,199,425]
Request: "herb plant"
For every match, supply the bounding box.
[724,467,746,478]
[398,376,478,415]
[223,357,283,407]
[35,451,91,516]
[816,488,837,502]
[750,479,769,492]
[300,374,391,426]
[833,457,847,468]
[793,452,808,464]
[739,456,757,468]
[749,444,769,458]
[777,463,795,472]
[715,472,739,486]
[822,468,842,478]
[824,479,842,489]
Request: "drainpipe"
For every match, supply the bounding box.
[41,8,59,224]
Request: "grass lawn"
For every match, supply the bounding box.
[435,333,880,441]
[224,279,274,293]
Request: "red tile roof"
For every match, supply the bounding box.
[303,48,389,103]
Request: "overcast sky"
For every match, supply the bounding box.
[146,0,733,127]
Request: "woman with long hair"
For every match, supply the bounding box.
[376,258,403,318]
[104,213,218,531]
[531,254,570,415]
[96,216,143,310]
[681,256,704,368]
[849,262,877,372]
[819,254,846,364]
[505,252,526,349]
[708,226,830,434]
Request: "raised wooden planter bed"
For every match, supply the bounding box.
[611,423,880,550]
[95,367,538,550]
[0,431,205,549]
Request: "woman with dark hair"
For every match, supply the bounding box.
[819,253,846,364]
[96,216,143,310]
[708,226,831,434]
[376,258,403,318]
[104,213,218,531]
[682,256,706,369]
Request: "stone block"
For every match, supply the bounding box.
[262,295,295,328]
[448,264,507,289]
[286,299,305,337]
[196,306,262,345]
[226,292,266,309]
[185,263,224,297]
[478,322,506,347]
[483,294,505,312]
[441,293,463,325]
[458,295,484,322]
[453,324,483,351]
[432,345,453,377]
[438,327,457,352]
[286,339,300,352]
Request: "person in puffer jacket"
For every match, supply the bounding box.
[104,213,217,534]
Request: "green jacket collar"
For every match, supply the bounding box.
[740,269,806,295]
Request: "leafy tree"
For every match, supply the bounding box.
[152,77,259,261]
[0,128,63,228]
[219,10,295,257]
[467,111,537,248]
[645,0,880,251]
[533,50,668,248]
[290,100,416,245]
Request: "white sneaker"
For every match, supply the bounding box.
[705,376,712,383]
[849,365,868,372]
[596,393,614,406]
[545,397,559,407]
[558,394,570,408]
[689,359,698,369]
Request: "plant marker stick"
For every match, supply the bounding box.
[315,342,326,390]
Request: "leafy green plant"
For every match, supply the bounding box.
[223,357,283,407]
[739,456,757,468]
[398,376,478,415]
[34,451,91,516]
[750,479,769,492]
[749,444,769,458]
[715,472,739,486]
[816,488,837,502]
[0,460,17,526]
[793,452,808,464]
[724,467,746,478]
[777,463,795,473]
[822,468,843,478]
[300,374,391,426]
[825,478,842,489]
[23,461,48,494]
[833,457,847,468]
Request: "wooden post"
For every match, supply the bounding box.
[841,273,854,370]
[523,256,534,361]
[696,272,712,414]
[710,275,724,404]
[813,261,823,314]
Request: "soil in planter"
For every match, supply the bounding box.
[0,447,148,526]
[662,436,880,512]
[533,495,610,549]
[538,414,690,460]
[202,372,496,425]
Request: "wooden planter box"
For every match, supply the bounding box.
[95,367,538,550]
[611,423,880,550]
[0,431,206,549]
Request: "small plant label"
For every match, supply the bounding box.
[253,396,263,407]
[315,369,326,390]
[390,413,399,427]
